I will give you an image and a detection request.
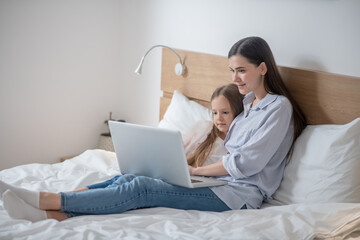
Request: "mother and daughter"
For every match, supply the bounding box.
[0,36,306,222]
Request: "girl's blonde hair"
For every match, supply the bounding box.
[187,84,243,167]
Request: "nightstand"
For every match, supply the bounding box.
[60,156,74,162]
[98,133,115,152]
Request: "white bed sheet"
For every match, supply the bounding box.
[1,150,360,240]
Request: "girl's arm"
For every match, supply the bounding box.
[189,161,229,176]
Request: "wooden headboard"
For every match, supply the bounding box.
[160,48,360,125]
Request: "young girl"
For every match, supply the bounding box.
[185,84,243,168]
[0,84,243,222]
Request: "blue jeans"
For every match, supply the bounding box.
[60,174,232,217]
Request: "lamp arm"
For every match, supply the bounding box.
[135,45,183,76]
[142,45,183,65]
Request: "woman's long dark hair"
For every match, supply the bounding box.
[187,84,243,167]
[228,36,306,155]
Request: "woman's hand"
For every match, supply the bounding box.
[188,165,197,176]
[188,161,229,177]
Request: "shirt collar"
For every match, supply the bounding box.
[243,92,278,111]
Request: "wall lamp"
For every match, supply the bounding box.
[134,45,184,76]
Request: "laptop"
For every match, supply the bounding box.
[108,121,227,188]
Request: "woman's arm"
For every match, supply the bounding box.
[189,161,229,176]
[223,99,293,179]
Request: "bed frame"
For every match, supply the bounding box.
[160,48,360,125]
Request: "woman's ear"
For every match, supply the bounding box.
[259,62,267,75]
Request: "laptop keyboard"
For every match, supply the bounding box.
[191,179,203,183]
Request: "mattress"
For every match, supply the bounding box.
[1,150,359,240]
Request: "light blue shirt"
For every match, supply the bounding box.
[210,92,293,209]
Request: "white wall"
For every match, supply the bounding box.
[1,0,359,169]
[0,0,152,169]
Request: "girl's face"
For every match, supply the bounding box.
[229,55,267,96]
[211,95,235,139]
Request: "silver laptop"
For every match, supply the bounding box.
[108,121,227,188]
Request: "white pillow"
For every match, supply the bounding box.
[271,118,360,205]
[158,90,212,134]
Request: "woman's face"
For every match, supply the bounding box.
[211,95,235,139]
[228,55,266,96]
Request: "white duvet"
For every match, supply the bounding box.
[1,150,360,240]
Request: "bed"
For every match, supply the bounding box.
[1,48,360,240]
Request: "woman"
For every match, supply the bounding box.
[189,36,306,210]
[1,84,244,222]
